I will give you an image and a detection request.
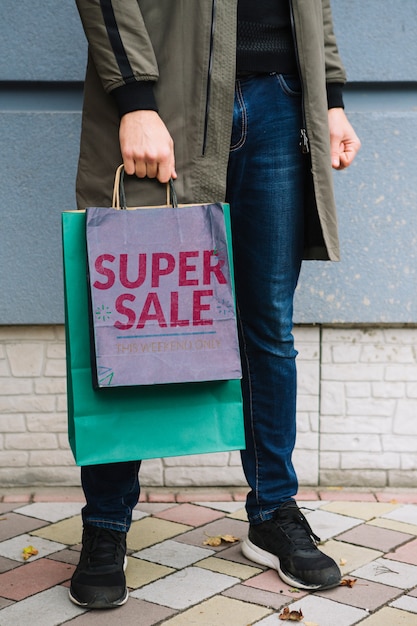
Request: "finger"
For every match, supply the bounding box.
[133,160,147,178]
[157,159,176,184]
[144,162,158,179]
[123,155,136,176]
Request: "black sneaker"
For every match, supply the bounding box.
[242,500,341,590]
[69,525,128,609]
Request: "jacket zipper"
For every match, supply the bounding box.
[288,0,310,154]
[202,0,216,156]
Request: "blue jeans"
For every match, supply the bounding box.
[226,73,306,523]
[81,73,306,531]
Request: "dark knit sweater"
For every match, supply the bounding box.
[236,0,297,74]
[236,0,344,109]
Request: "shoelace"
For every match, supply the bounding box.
[274,504,321,548]
[84,528,125,567]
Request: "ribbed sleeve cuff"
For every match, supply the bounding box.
[112,80,158,118]
[326,82,345,109]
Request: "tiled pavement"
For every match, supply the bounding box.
[1,489,417,625]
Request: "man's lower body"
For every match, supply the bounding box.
[69,74,340,609]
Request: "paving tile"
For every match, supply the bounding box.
[132,509,149,521]
[376,492,417,504]
[0,557,74,601]
[161,594,271,625]
[282,594,369,626]
[126,556,175,589]
[0,503,20,514]
[131,566,239,609]
[320,501,399,521]
[336,522,414,552]
[317,577,403,611]
[216,541,265,568]
[391,594,417,613]
[133,539,214,569]
[147,493,177,503]
[0,533,66,563]
[153,503,225,526]
[319,490,377,502]
[14,502,83,523]
[351,557,417,589]
[174,518,248,552]
[296,490,320,500]
[253,615,288,625]
[175,492,233,503]
[358,606,417,625]
[410,587,417,597]
[135,502,178,515]
[48,548,82,567]
[320,539,382,576]
[223,582,289,610]
[243,568,308,598]
[0,555,21,574]
[299,500,330,511]
[31,515,82,546]
[233,492,247,502]
[0,597,13,609]
[64,596,177,625]
[368,516,417,536]
[127,518,192,552]
[382,504,417,525]
[0,512,48,541]
[2,494,31,504]
[0,585,86,626]
[385,537,417,565]
[195,501,246,514]
[196,555,262,580]
[227,508,248,522]
[299,509,362,541]
[33,491,85,503]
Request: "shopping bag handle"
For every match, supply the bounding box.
[112,164,178,210]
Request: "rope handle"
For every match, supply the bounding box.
[112,164,178,209]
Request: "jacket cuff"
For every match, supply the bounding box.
[112,81,158,118]
[326,82,345,109]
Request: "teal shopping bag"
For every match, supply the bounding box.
[62,180,245,466]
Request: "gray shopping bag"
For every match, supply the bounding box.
[85,167,241,388]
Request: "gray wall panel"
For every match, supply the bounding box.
[0,112,81,324]
[295,89,417,323]
[0,1,86,81]
[332,0,417,82]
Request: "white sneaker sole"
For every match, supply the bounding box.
[242,537,322,590]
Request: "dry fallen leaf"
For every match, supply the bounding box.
[22,545,38,561]
[340,578,357,588]
[339,558,347,566]
[279,606,304,621]
[203,534,239,547]
[304,622,320,626]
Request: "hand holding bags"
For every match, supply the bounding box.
[62,167,245,465]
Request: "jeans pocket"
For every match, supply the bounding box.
[230,81,247,152]
[277,73,302,97]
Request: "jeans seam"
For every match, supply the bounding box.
[84,518,128,532]
[276,73,302,98]
[238,308,260,507]
[230,81,247,152]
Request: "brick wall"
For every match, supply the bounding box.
[1,325,416,489]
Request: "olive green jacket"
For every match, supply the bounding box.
[75,0,346,260]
